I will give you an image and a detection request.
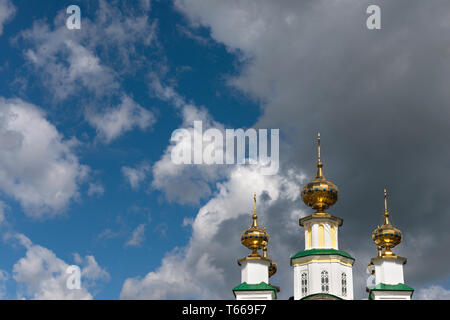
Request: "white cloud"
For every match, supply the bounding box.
[174,0,273,54]
[121,165,303,299]
[11,233,109,299]
[135,76,305,297]
[80,255,111,283]
[0,97,88,217]
[176,24,211,46]
[150,88,230,204]
[415,285,450,300]
[121,250,220,299]
[125,224,146,247]
[149,73,190,109]
[121,163,151,190]
[19,1,159,142]
[87,182,105,197]
[92,0,157,63]
[153,222,168,238]
[19,1,157,101]
[0,200,7,224]
[0,0,16,36]
[20,22,118,101]
[139,0,152,12]
[182,217,194,227]
[87,95,155,144]
[0,269,8,299]
[96,228,122,241]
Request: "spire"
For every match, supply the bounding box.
[318,132,321,162]
[316,132,324,179]
[383,189,390,225]
[252,192,258,228]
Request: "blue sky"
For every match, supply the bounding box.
[1,0,450,300]
[0,0,261,299]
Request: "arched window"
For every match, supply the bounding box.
[301,273,308,296]
[321,270,329,293]
[341,273,347,297]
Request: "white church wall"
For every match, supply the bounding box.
[235,291,274,300]
[373,258,405,285]
[371,291,411,300]
[241,259,270,285]
[293,259,353,300]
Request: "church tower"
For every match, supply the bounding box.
[291,134,355,300]
[233,194,279,300]
[367,189,414,300]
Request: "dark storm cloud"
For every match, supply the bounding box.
[176,0,450,298]
[258,0,450,294]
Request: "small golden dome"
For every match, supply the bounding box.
[301,133,339,213]
[268,262,277,277]
[262,245,277,277]
[372,189,402,257]
[240,193,269,257]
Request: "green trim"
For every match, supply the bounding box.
[232,282,277,299]
[300,293,343,300]
[232,282,276,292]
[290,249,355,265]
[369,283,414,300]
[370,283,414,292]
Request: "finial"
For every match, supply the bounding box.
[383,188,390,225]
[318,132,321,162]
[262,245,268,258]
[252,193,258,228]
[316,132,324,178]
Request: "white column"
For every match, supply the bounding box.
[335,226,339,250]
[312,224,319,248]
[304,225,309,250]
[324,223,331,248]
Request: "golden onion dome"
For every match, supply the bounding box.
[240,193,269,257]
[301,133,339,213]
[263,246,277,277]
[372,189,402,257]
